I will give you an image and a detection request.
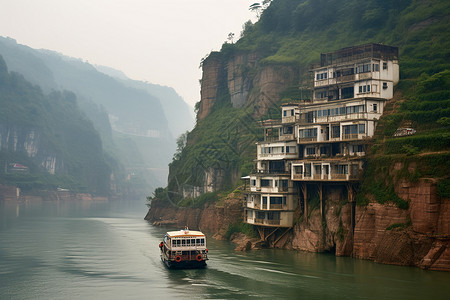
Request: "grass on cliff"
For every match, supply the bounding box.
[357,69,450,208]
[224,222,259,240]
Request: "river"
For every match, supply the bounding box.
[0,199,449,299]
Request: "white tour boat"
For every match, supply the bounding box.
[159,228,208,269]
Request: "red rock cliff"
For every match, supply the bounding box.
[197,51,298,121]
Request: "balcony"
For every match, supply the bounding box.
[336,74,355,83]
[282,116,296,124]
[278,134,295,141]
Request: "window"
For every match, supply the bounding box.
[344,125,358,135]
[260,179,272,187]
[359,84,371,94]
[374,64,380,71]
[383,82,388,89]
[251,179,256,186]
[282,126,293,134]
[358,124,365,134]
[270,197,283,204]
[383,62,387,70]
[373,103,378,112]
[332,125,340,138]
[356,63,371,73]
[286,146,296,153]
[294,165,303,174]
[283,110,287,116]
[306,147,316,155]
[299,128,317,139]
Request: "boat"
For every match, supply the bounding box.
[159,227,208,269]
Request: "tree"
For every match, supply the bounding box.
[173,130,189,161]
[249,2,262,18]
[250,1,273,19]
[227,32,235,44]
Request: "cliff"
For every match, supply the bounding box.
[198,51,298,122]
[146,177,449,271]
[145,192,243,240]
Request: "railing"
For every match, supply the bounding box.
[336,74,355,82]
[263,136,280,142]
[291,173,353,181]
[332,174,348,180]
[253,169,289,175]
[282,116,296,123]
[343,133,358,140]
[265,219,281,225]
[258,153,298,159]
[278,134,295,141]
[269,204,286,210]
[292,174,303,180]
[298,137,317,143]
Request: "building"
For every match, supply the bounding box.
[244,43,399,245]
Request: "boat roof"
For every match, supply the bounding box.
[166,229,205,238]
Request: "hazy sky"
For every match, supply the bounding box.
[0,0,258,107]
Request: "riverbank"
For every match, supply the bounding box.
[0,184,109,202]
[145,180,450,272]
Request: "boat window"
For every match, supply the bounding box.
[186,239,191,246]
[200,238,205,246]
[176,239,181,247]
[181,239,186,246]
[191,239,196,246]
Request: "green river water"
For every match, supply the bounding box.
[1,200,449,299]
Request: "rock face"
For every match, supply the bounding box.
[0,125,63,174]
[194,51,299,194]
[146,179,450,271]
[145,192,244,239]
[197,51,298,121]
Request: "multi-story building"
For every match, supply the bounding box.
[244,43,399,245]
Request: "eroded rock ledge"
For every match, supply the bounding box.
[145,179,449,271]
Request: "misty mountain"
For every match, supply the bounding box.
[95,65,195,138]
[0,56,113,194]
[0,36,194,194]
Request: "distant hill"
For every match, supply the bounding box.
[95,64,195,138]
[0,56,113,194]
[0,36,195,194]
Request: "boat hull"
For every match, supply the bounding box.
[161,255,207,269]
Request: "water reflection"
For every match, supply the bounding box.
[0,200,450,300]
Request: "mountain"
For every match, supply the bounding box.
[94,65,195,138]
[0,56,113,195]
[0,36,194,194]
